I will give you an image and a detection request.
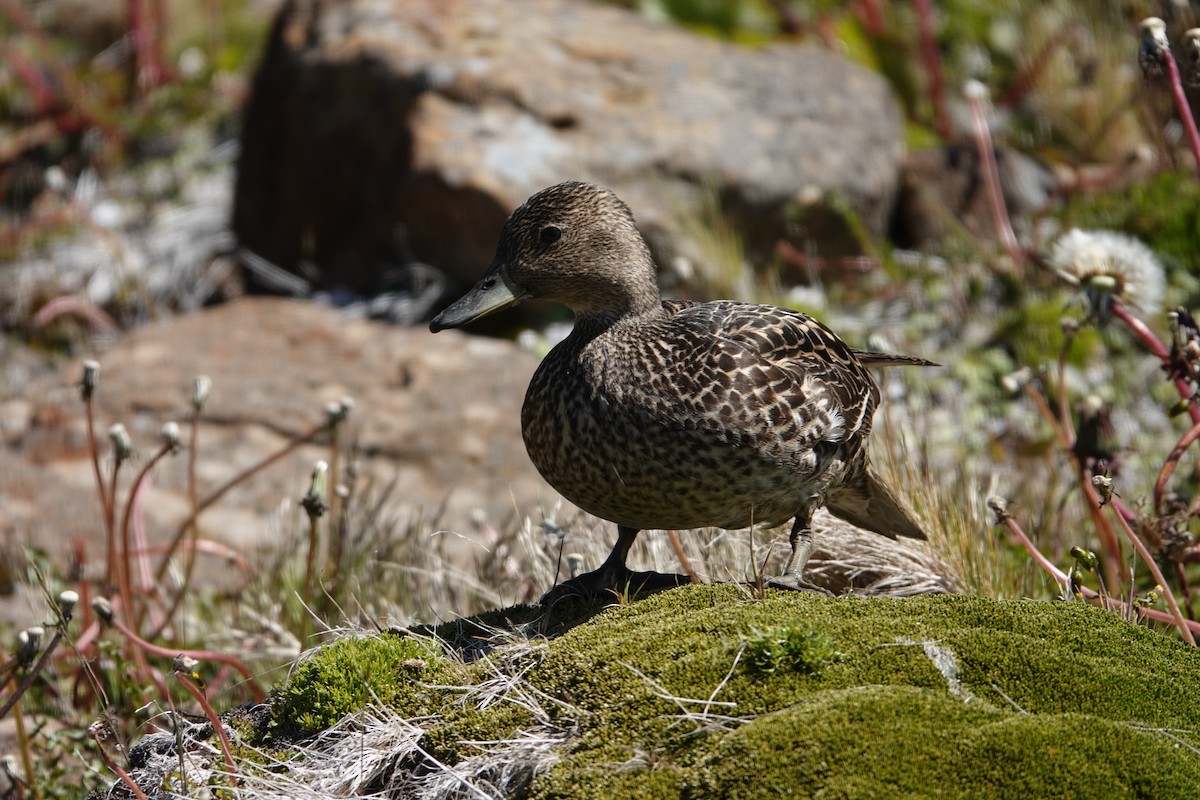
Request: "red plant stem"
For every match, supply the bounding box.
[855,0,886,34]
[0,0,110,135]
[84,397,116,588]
[1110,302,1200,425]
[149,411,210,639]
[997,513,1069,587]
[32,296,121,333]
[1160,43,1200,178]
[0,630,64,720]
[107,457,121,588]
[965,86,1023,266]
[1022,383,1123,592]
[151,419,332,586]
[1105,502,1196,645]
[117,443,173,636]
[4,43,57,113]
[108,614,265,700]
[913,0,950,140]
[174,672,237,784]
[1154,416,1200,515]
[128,0,157,92]
[90,728,150,800]
[998,510,1200,636]
[998,21,1079,108]
[666,530,700,585]
[108,614,265,703]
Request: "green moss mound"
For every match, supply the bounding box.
[688,687,1198,799]
[515,587,1200,799]
[273,632,460,736]
[274,587,1200,797]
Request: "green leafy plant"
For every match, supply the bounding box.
[741,622,842,675]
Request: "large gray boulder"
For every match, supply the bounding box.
[234,0,904,294]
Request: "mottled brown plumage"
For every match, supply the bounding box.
[430,181,933,603]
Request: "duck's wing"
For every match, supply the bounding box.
[658,302,927,540]
[653,301,881,454]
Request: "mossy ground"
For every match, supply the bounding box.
[269,585,1200,799]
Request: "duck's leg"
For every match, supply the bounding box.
[540,525,690,605]
[765,513,834,596]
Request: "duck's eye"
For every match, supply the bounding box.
[539,225,562,245]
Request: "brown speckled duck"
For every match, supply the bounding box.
[430,181,934,603]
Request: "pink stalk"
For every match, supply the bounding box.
[1141,18,1200,178]
[1154,416,1200,515]
[1162,42,1200,177]
[174,662,237,786]
[1102,489,1196,645]
[90,726,150,800]
[33,296,120,333]
[963,81,1023,267]
[913,0,950,140]
[993,501,1200,637]
[1110,301,1200,425]
[112,614,265,702]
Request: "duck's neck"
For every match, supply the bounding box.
[571,303,665,340]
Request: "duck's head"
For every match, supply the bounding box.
[430,181,661,332]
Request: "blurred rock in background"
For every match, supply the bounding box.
[233,0,904,295]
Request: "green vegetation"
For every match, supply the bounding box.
[740,622,843,675]
[251,585,1200,798]
[272,633,461,736]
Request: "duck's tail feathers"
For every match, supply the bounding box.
[826,464,927,540]
[852,350,939,368]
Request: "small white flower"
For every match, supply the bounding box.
[1049,228,1165,315]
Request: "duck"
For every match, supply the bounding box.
[430,181,934,603]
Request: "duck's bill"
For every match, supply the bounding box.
[429,265,528,332]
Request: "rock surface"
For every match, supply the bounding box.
[1,298,558,599]
[234,0,904,294]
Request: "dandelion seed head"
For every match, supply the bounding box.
[1049,228,1165,315]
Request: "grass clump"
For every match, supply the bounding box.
[740,622,842,676]
[272,633,460,737]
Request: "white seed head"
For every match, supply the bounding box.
[962,79,990,102]
[1139,17,1170,78]
[80,360,101,399]
[309,460,329,494]
[999,366,1034,396]
[16,627,44,663]
[44,166,68,194]
[1050,228,1165,313]
[325,397,354,425]
[160,421,182,452]
[986,496,1009,523]
[1140,17,1169,48]
[107,423,133,462]
[192,375,212,411]
[173,653,200,674]
[1183,28,1200,86]
[1091,474,1115,501]
[57,590,79,622]
[91,596,114,625]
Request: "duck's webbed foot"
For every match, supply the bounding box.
[539,525,690,606]
[764,573,835,597]
[764,514,834,597]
